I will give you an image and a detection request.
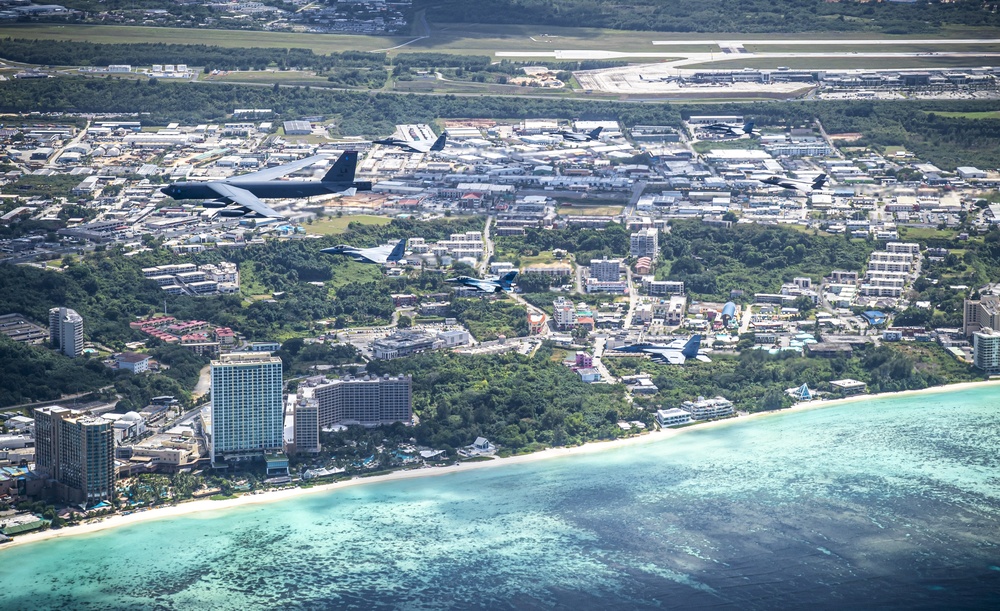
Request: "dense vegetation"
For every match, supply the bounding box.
[368,347,644,453]
[0,335,115,406]
[452,297,529,340]
[0,38,386,72]
[609,342,983,413]
[497,223,630,265]
[658,221,874,301]
[418,0,1000,34]
[4,78,1000,168]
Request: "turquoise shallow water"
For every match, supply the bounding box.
[2,386,999,610]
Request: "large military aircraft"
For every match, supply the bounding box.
[320,239,407,265]
[558,126,603,142]
[446,271,518,293]
[610,335,707,365]
[374,133,447,153]
[701,120,759,138]
[160,152,371,219]
[760,173,828,193]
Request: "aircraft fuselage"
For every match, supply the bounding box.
[163,180,371,200]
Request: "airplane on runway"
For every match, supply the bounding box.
[702,120,759,138]
[374,133,447,153]
[160,152,371,219]
[639,74,681,83]
[320,239,407,265]
[558,126,603,142]
[610,335,707,365]
[446,271,518,293]
[760,173,828,193]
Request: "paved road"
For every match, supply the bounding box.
[591,336,616,383]
[625,180,647,218]
[624,266,639,331]
[478,215,493,276]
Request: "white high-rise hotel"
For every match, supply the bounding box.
[210,353,283,465]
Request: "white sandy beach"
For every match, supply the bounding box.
[4,378,998,551]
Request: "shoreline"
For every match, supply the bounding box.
[3,378,997,551]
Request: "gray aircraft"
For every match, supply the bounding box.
[558,126,603,142]
[639,74,681,84]
[320,239,407,265]
[374,133,447,153]
[160,151,371,219]
[610,335,706,365]
[445,271,518,293]
[760,173,828,193]
[702,120,759,138]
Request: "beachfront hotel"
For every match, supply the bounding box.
[289,375,413,453]
[34,406,115,506]
[973,329,1000,374]
[209,353,284,466]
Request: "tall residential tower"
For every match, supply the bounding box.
[48,307,84,357]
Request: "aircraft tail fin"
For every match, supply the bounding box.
[589,126,603,139]
[387,238,407,261]
[743,121,755,134]
[498,271,518,287]
[812,173,828,189]
[681,335,702,359]
[430,133,447,151]
[322,151,358,183]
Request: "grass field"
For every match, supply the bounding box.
[897,226,959,240]
[306,214,392,235]
[326,261,384,289]
[930,110,1000,120]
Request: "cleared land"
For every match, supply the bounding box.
[208,70,329,84]
[557,205,624,216]
[306,214,392,235]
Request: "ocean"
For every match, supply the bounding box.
[2,386,999,610]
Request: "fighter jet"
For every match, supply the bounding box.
[320,238,407,265]
[446,271,518,293]
[160,152,371,219]
[610,335,706,365]
[701,120,759,138]
[759,173,828,193]
[558,126,603,142]
[373,133,447,154]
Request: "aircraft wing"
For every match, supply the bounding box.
[468,280,499,292]
[205,183,283,218]
[357,244,394,264]
[647,349,685,365]
[227,154,327,183]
